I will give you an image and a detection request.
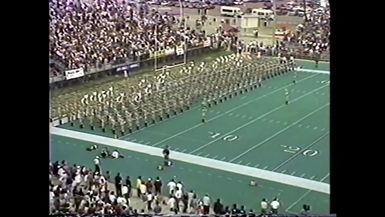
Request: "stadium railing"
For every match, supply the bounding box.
[49,43,329,89]
[49,45,223,88]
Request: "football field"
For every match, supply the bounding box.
[50,60,330,214]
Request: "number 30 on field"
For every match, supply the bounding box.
[281,145,319,157]
[209,132,238,142]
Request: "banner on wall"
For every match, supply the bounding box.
[65,68,84,80]
[176,46,184,56]
[165,48,175,56]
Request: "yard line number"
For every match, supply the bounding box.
[281,145,319,157]
[209,132,238,142]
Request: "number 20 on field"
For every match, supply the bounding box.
[281,145,319,157]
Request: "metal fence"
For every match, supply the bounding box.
[49,43,329,90]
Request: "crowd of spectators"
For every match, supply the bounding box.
[49,0,211,72]
[281,8,330,59]
[49,0,330,77]
[50,159,303,216]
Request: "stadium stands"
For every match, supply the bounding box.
[49,0,330,78]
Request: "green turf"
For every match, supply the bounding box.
[51,135,329,214]
[52,61,330,214]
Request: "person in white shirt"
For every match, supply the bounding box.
[111,150,119,159]
[117,195,127,206]
[260,198,268,215]
[109,191,116,204]
[139,181,147,200]
[122,184,129,199]
[168,196,176,212]
[167,179,176,196]
[146,191,153,211]
[176,181,183,193]
[94,156,100,173]
[202,194,210,214]
[270,198,280,214]
[187,190,194,211]
[174,187,183,211]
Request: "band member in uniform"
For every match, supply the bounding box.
[89,110,95,130]
[201,102,208,123]
[78,110,84,128]
[119,117,125,136]
[285,88,290,105]
[110,117,116,135]
[101,116,106,132]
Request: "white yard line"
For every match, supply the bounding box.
[146,74,321,147]
[51,126,330,194]
[191,84,329,154]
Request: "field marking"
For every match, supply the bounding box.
[237,160,243,164]
[144,141,151,145]
[51,126,330,194]
[254,164,260,167]
[229,103,329,162]
[297,68,330,74]
[300,173,306,177]
[285,173,330,213]
[271,132,329,171]
[191,84,330,154]
[174,147,180,151]
[204,154,210,157]
[143,73,321,146]
[213,155,218,159]
[290,171,296,175]
[220,157,226,161]
[246,162,251,166]
[181,149,187,152]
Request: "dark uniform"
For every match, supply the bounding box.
[163,147,170,166]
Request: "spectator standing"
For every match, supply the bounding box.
[261,198,268,215]
[146,191,153,211]
[145,178,153,193]
[182,192,189,213]
[125,176,132,197]
[231,203,239,214]
[154,177,162,195]
[187,190,194,211]
[176,181,184,192]
[167,179,177,195]
[93,156,100,173]
[213,198,224,215]
[174,187,183,211]
[168,196,177,213]
[202,194,211,214]
[122,184,129,200]
[239,205,246,217]
[139,181,147,200]
[115,172,122,196]
[270,198,280,214]
[136,176,142,197]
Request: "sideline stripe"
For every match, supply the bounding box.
[51,127,330,194]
